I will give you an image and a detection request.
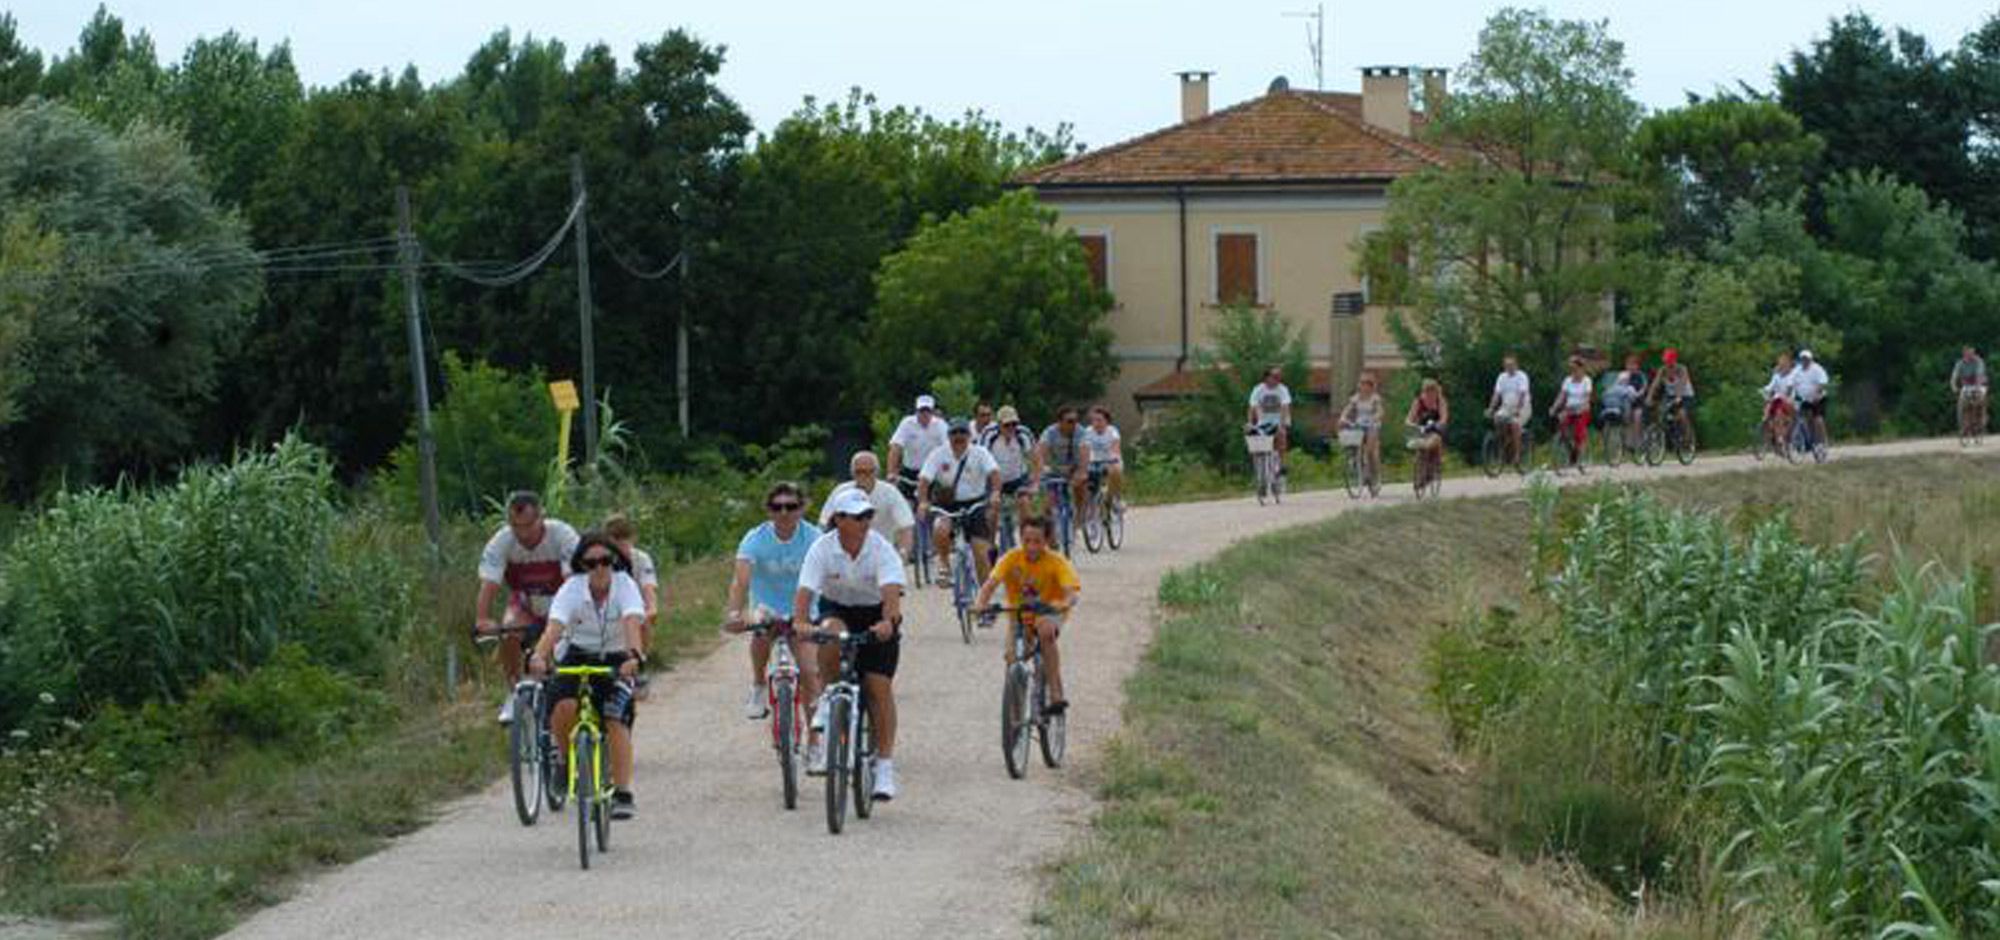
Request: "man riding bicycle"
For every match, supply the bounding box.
[979,405,1038,541]
[1246,367,1294,476]
[1487,354,1532,466]
[1034,407,1090,526]
[528,531,647,819]
[974,515,1081,716]
[886,395,948,514]
[603,514,660,700]
[819,451,915,560]
[1952,345,1988,431]
[1601,354,1644,448]
[1647,348,1697,447]
[1792,349,1831,449]
[918,419,1002,590]
[795,489,907,800]
[725,483,822,747]
[475,490,580,724]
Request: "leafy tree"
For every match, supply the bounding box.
[1632,96,1824,252]
[383,353,556,517]
[863,190,1114,420]
[1362,7,1639,440]
[163,32,304,205]
[0,14,44,107]
[1149,306,1311,469]
[39,6,167,129]
[0,100,260,492]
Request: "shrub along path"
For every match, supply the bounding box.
[222,438,1976,939]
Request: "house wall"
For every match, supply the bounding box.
[1039,188,1409,423]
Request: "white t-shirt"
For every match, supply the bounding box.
[919,443,1000,503]
[1793,362,1830,402]
[1493,370,1532,415]
[477,519,581,618]
[547,572,646,655]
[798,529,907,608]
[979,425,1037,482]
[817,479,915,538]
[1763,366,1797,401]
[889,415,949,473]
[1248,383,1292,424]
[1558,376,1592,413]
[1082,425,1122,464]
[627,547,659,590]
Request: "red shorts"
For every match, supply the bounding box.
[1765,398,1794,419]
[1561,410,1589,446]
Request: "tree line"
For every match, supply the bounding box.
[0,7,1106,497]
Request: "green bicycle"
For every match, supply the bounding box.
[557,664,616,870]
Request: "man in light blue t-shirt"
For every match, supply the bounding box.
[724,482,822,723]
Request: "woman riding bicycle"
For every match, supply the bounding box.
[529,531,648,820]
[1405,378,1449,486]
[1337,371,1386,485]
[1761,350,1798,449]
[1081,406,1125,511]
[1550,356,1592,469]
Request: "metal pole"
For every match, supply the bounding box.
[571,154,599,468]
[396,186,453,690]
[677,247,690,438]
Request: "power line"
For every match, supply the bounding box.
[597,225,684,281]
[435,196,584,288]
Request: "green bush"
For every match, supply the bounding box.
[0,435,400,724]
[1692,380,1763,452]
[383,352,558,518]
[189,646,390,756]
[1147,305,1312,471]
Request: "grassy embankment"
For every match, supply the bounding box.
[1039,451,1999,938]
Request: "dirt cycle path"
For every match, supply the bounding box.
[223,437,1973,940]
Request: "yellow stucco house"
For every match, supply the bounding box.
[1015,67,1447,425]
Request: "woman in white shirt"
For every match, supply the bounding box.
[1548,356,1593,469]
[530,531,649,819]
[1082,406,1126,509]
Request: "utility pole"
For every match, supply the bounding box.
[396,186,451,688]
[677,234,690,438]
[571,154,599,468]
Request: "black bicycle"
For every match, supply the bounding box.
[810,627,882,835]
[475,624,567,826]
[1480,415,1534,477]
[1643,398,1697,466]
[1080,466,1124,554]
[982,599,1066,778]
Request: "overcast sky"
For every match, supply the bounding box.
[8,1,1993,149]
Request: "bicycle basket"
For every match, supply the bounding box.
[1337,428,1366,447]
[1244,434,1275,455]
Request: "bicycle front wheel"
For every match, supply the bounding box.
[508,687,543,827]
[1480,432,1501,478]
[1002,664,1031,779]
[955,548,976,644]
[1081,495,1104,552]
[824,696,850,834]
[776,680,798,811]
[574,730,598,870]
[1642,425,1665,466]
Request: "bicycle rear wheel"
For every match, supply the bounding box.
[1036,662,1066,768]
[1515,430,1535,476]
[574,730,597,870]
[1002,664,1031,779]
[594,763,611,851]
[1106,499,1124,550]
[824,696,850,834]
[854,706,875,819]
[508,686,543,826]
[776,680,798,810]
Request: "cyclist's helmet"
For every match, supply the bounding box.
[947,417,971,435]
[1663,348,1679,365]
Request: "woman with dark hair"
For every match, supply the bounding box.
[529,530,648,819]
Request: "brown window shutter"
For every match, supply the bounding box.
[1217,233,1259,305]
[1077,234,1109,290]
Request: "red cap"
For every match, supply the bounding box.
[1663,348,1679,364]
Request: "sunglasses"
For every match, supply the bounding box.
[768,501,803,512]
[837,511,876,522]
[579,555,616,571]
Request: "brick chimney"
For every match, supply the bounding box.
[1177,70,1214,123]
[1420,67,1448,116]
[1360,66,1411,136]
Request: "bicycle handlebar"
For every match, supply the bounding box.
[554,665,617,677]
[805,629,884,647]
[925,500,990,519]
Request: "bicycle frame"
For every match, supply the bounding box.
[1040,474,1076,554]
[557,665,615,803]
[810,628,879,832]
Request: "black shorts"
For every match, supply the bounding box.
[820,602,901,679]
[548,650,636,727]
[938,499,993,542]
[1800,398,1827,419]
[1000,475,1031,497]
[894,468,922,501]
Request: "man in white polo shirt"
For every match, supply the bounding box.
[886,394,948,508]
[796,488,908,800]
[818,450,915,558]
[917,418,1002,590]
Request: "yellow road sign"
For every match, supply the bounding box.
[548,380,580,413]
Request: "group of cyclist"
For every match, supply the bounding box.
[469,393,1120,817]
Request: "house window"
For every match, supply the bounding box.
[1075,230,1110,292]
[1214,230,1261,305]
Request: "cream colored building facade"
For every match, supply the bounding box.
[1017,68,1447,422]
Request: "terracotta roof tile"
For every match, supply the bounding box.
[1016,91,1446,188]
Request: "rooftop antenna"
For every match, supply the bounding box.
[1283,3,1325,90]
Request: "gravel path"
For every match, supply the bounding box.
[222,437,1974,940]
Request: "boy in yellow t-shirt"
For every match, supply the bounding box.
[974,515,1081,713]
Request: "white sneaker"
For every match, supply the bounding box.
[872,759,898,801]
[744,684,770,721]
[811,696,829,733]
[805,739,828,776]
[497,695,517,725]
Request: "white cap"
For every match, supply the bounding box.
[915,394,937,411]
[829,488,875,518]
[1799,349,1814,360]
